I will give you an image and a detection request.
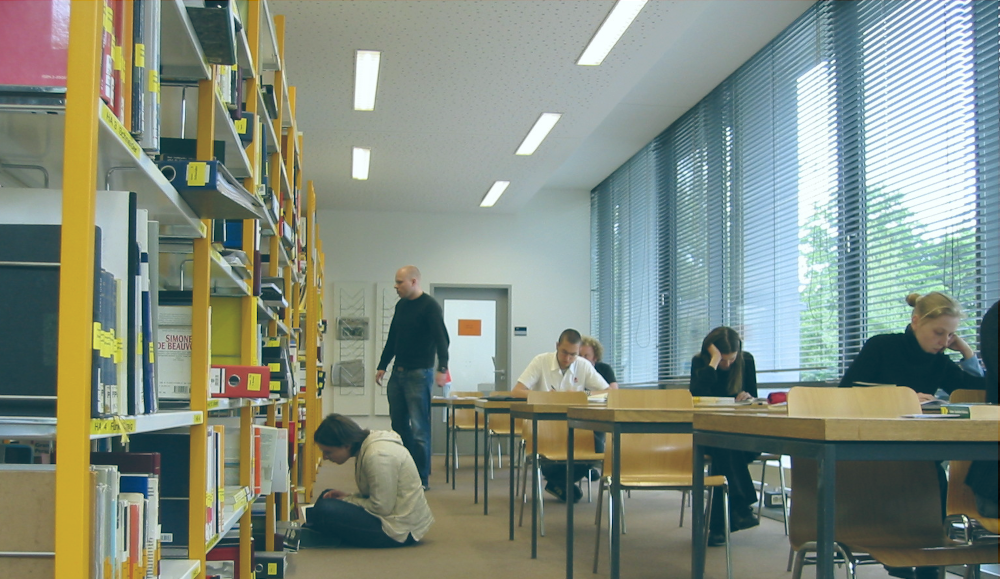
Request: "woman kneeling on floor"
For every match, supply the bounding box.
[308,413,434,548]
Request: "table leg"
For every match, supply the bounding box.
[509,411,516,540]
[817,445,836,579]
[484,409,490,515]
[610,426,621,579]
[692,440,706,579]
[475,411,480,504]
[531,416,538,559]
[566,424,575,579]
[445,405,450,485]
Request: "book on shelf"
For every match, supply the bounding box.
[157,159,264,220]
[137,0,161,153]
[185,2,238,66]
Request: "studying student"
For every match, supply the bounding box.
[512,328,616,501]
[307,413,434,548]
[688,326,760,546]
[838,291,985,579]
[838,291,984,397]
[580,335,617,453]
[375,265,450,489]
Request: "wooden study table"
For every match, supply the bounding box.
[431,396,480,492]
[474,398,520,517]
[565,404,784,579]
[690,413,1000,579]
[509,401,592,558]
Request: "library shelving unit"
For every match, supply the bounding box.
[0,1,325,578]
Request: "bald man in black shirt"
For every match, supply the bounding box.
[376,265,450,489]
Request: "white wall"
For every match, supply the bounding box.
[317,188,592,424]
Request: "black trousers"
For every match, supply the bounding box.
[706,447,759,531]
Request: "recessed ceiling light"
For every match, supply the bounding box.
[352,147,371,180]
[577,0,648,66]
[516,113,563,156]
[354,50,381,111]
[480,181,510,208]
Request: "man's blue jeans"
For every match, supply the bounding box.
[387,367,433,486]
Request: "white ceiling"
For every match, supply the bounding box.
[270,0,812,213]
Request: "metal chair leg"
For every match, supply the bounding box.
[680,490,688,527]
[620,490,627,535]
[723,485,733,579]
[791,547,807,579]
[778,456,789,535]
[537,461,545,537]
[518,454,531,527]
[593,478,606,573]
[757,456,768,519]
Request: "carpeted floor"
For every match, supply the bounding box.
[282,455,966,579]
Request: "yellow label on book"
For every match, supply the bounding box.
[234,118,248,134]
[148,70,159,95]
[268,362,281,372]
[248,373,262,391]
[103,5,114,33]
[114,337,124,364]
[268,563,277,575]
[187,162,209,187]
[100,102,142,158]
[149,342,155,363]
[270,380,280,392]
[112,46,123,71]
[134,44,145,68]
[93,322,102,347]
[206,492,214,508]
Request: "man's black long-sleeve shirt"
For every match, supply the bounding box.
[377,293,450,371]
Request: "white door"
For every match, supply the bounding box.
[443,299,497,393]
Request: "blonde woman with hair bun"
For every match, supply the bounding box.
[839,291,984,401]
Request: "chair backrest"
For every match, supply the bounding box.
[450,391,482,429]
[522,391,595,455]
[786,386,942,549]
[945,388,998,533]
[604,389,693,477]
[950,389,987,404]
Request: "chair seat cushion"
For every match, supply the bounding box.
[604,474,728,488]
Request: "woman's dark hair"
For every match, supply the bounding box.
[313,413,370,456]
[699,326,744,396]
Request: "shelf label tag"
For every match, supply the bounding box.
[187,162,209,187]
[193,412,204,425]
[100,103,142,158]
[103,5,114,33]
[91,417,136,436]
[134,43,145,68]
[248,373,262,391]
[207,399,221,410]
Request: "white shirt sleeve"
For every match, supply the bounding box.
[580,360,611,391]
[516,354,545,391]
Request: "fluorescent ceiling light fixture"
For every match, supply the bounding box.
[354,50,381,110]
[352,147,371,180]
[576,0,648,66]
[480,181,510,208]
[515,113,563,156]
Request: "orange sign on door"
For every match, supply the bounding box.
[458,319,482,336]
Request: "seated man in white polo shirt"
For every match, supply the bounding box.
[512,329,616,501]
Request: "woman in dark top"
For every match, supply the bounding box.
[839,291,983,398]
[689,326,759,545]
[839,292,985,579]
[581,336,616,454]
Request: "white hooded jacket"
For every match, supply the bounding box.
[342,430,434,542]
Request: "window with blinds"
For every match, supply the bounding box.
[590,0,999,383]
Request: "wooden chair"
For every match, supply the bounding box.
[593,389,732,579]
[945,389,997,579]
[516,391,602,537]
[787,386,999,579]
[449,391,485,473]
[487,412,523,478]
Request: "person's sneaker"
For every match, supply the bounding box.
[545,481,567,502]
[421,484,430,491]
[707,531,727,547]
[572,483,583,503]
[884,566,916,579]
[587,469,602,481]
